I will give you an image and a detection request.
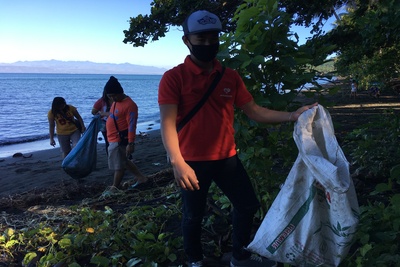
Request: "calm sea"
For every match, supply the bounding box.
[0,73,162,158]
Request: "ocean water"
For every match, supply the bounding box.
[0,73,162,158]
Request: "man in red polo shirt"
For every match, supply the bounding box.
[158,10,316,267]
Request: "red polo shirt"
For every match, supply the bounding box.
[158,56,253,161]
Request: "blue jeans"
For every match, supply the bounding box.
[182,155,260,262]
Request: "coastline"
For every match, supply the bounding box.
[0,122,160,159]
[0,129,168,198]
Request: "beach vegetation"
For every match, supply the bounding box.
[339,111,400,266]
[2,198,185,266]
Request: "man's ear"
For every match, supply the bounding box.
[182,35,189,46]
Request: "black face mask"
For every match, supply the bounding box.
[188,39,219,62]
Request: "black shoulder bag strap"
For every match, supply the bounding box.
[176,66,226,133]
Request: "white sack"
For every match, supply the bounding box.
[247,105,359,267]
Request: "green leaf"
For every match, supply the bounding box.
[252,55,265,65]
[168,253,177,262]
[360,244,372,257]
[390,164,400,181]
[375,183,390,193]
[38,254,55,264]
[6,228,15,237]
[234,53,251,62]
[5,240,18,248]
[360,233,370,244]
[58,238,72,248]
[23,252,37,265]
[137,231,155,241]
[390,194,400,207]
[90,255,110,267]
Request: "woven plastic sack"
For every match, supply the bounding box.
[247,105,359,267]
[62,116,101,179]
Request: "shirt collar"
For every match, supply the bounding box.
[184,55,223,75]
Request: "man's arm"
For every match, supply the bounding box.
[160,104,200,191]
[241,100,318,123]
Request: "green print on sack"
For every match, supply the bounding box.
[266,184,317,254]
[266,182,357,256]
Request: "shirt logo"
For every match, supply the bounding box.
[220,87,232,98]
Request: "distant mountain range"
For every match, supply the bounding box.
[0,60,167,75]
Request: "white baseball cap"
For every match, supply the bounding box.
[182,10,222,35]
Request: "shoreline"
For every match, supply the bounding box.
[0,129,168,198]
[0,123,160,159]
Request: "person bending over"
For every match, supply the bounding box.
[48,96,85,159]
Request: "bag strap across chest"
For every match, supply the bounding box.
[177,66,226,133]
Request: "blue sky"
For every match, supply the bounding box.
[0,1,337,69]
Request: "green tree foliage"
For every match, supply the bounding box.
[122,0,348,47]
[279,0,348,30]
[122,0,241,47]
[331,0,400,88]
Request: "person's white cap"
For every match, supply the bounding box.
[182,10,222,35]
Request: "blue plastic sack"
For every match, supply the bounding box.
[62,116,101,179]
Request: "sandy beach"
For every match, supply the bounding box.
[0,129,169,199]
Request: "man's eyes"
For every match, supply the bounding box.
[196,38,218,43]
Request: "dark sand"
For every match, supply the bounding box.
[0,129,169,199]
